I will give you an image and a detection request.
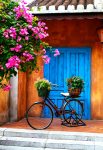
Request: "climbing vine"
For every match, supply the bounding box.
[0,0,60,90]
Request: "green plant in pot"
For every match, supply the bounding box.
[67,76,84,97]
[35,78,51,98]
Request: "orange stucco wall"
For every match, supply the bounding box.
[17,19,103,120]
[18,72,27,120]
[26,57,44,109]
[91,43,103,119]
[44,19,101,47]
[0,88,9,125]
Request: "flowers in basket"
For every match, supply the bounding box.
[67,76,84,97]
[35,78,51,98]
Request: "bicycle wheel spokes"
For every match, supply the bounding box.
[63,100,83,125]
[26,102,53,130]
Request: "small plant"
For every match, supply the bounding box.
[35,78,51,97]
[67,76,84,90]
[67,76,84,97]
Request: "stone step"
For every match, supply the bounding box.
[0,136,103,150]
[0,136,46,147]
[0,128,103,150]
[0,146,69,150]
[1,128,103,142]
[0,146,43,150]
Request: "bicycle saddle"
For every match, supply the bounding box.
[61,93,70,97]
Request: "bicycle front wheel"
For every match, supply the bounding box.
[26,102,53,130]
[63,99,83,126]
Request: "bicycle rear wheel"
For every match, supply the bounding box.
[63,99,83,126]
[26,102,53,130]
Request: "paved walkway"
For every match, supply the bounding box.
[1,119,103,133]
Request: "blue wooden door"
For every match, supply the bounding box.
[44,47,91,119]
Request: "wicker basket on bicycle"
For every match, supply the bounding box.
[68,88,81,98]
[38,88,50,98]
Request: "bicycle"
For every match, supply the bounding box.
[26,87,86,130]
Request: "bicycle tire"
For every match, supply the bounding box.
[63,99,83,126]
[26,102,53,130]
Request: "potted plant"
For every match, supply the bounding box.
[67,76,84,97]
[35,78,51,98]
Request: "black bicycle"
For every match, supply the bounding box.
[26,90,85,130]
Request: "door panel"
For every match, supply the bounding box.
[44,48,67,109]
[44,47,91,119]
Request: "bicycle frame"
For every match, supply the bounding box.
[44,96,69,116]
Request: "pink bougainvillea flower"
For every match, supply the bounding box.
[42,55,50,64]
[14,6,23,19]
[46,33,49,37]
[36,32,49,40]
[3,84,11,91]
[25,36,29,40]
[17,36,22,42]
[23,51,34,61]
[21,0,27,5]
[38,33,45,39]
[3,27,17,39]
[28,25,32,29]
[19,28,28,36]
[54,49,60,57]
[45,57,50,64]
[3,29,9,39]
[10,44,22,52]
[9,27,17,39]
[32,27,39,34]
[40,28,44,32]
[32,25,49,40]
[24,13,33,24]
[44,57,50,64]
[38,21,46,27]
[6,56,21,69]
[9,27,16,33]
[10,33,16,39]
[14,5,33,24]
[45,27,48,30]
